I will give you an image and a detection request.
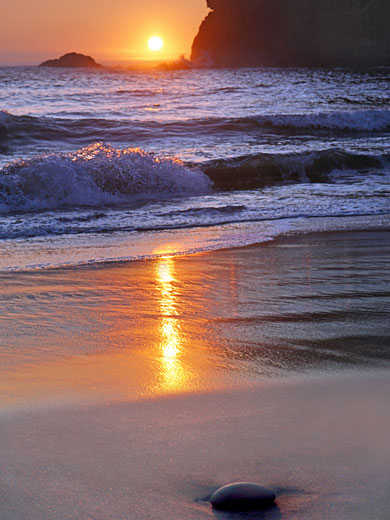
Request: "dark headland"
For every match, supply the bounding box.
[39,52,102,68]
[191,0,390,68]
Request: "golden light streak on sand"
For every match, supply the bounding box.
[155,256,188,391]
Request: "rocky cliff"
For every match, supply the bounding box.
[191,0,390,67]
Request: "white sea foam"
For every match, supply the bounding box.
[0,143,212,213]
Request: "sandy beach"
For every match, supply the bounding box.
[1,230,389,519]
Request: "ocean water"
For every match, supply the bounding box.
[0,66,389,270]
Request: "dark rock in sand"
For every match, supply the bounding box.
[210,482,276,511]
[191,0,390,68]
[39,52,102,68]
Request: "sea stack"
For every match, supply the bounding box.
[191,0,390,68]
[39,52,102,68]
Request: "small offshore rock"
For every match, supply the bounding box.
[39,52,102,68]
[210,482,276,511]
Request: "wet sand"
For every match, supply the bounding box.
[0,230,389,518]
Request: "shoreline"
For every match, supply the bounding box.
[1,213,389,273]
[1,229,389,410]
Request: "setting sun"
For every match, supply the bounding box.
[148,36,164,52]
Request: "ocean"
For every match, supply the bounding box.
[1,66,389,270]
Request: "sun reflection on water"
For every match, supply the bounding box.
[155,255,187,391]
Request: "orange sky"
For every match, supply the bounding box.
[0,0,209,65]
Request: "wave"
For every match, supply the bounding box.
[116,88,162,96]
[2,210,389,252]
[0,110,13,138]
[251,110,390,131]
[160,204,246,218]
[211,86,242,93]
[201,149,389,190]
[330,96,390,107]
[0,143,212,213]
[2,109,390,146]
[0,111,147,144]
[0,145,387,214]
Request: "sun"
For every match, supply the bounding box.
[148,36,164,52]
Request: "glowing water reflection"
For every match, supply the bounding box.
[155,256,187,391]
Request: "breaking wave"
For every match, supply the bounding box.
[202,149,389,190]
[0,143,212,213]
[1,144,388,214]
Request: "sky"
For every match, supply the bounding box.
[0,0,209,65]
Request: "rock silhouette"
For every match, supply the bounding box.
[191,0,390,68]
[40,52,102,68]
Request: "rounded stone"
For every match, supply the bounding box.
[210,482,276,512]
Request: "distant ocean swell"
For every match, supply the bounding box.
[0,144,389,214]
[1,109,390,144]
